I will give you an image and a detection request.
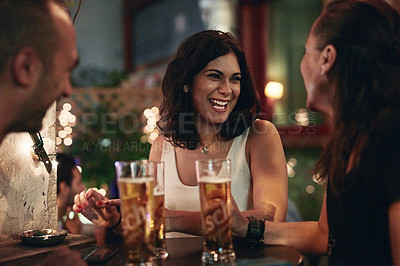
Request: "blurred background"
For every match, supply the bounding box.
[55,0,399,222]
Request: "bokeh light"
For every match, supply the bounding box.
[295,108,309,126]
[143,106,160,144]
[264,81,284,100]
[57,102,76,148]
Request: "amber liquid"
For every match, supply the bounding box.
[118,178,155,263]
[198,178,235,262]
[154,193,166,249]
[153,192,168,259]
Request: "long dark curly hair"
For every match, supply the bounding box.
[158,30,260,150]
[312,0,400,193]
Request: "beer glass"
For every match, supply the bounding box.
[195,159,236,264]
[153,162,168,260]
[115,160,156,264]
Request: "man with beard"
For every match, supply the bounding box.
[0,0,78,142]
[0,1,85,264]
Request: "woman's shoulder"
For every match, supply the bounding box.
[246,119,282,147]
[153,135,166,146]
[149,136,167,162]
[248,119,280,137]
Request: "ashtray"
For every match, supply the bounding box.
[20,229,68,246]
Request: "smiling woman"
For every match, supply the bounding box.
[148,30,288,238]
[72,30,289,241]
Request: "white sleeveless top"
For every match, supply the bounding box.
[161,128,252,213]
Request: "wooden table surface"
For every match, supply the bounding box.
[0,234,96,265]
[78,237,304,265]
[0,234,303,265]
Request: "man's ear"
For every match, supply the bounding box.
[12,47,42,87]
[320,44,336,75]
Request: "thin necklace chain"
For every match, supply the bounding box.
[200,137,217,155]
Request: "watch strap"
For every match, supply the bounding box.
[246,216,265,247]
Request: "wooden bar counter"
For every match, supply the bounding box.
[0,235,304,265]
[0,234,96,265]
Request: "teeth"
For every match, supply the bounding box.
[210,99,228,106]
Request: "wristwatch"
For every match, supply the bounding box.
[246,216,265,247]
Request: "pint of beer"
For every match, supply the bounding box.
[154,162,168,260]
[195,159,236,264]
[115,160,156,264]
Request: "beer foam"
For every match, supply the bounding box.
[118,177,154,184]
[153,190,165,196]
[198,177,230,183]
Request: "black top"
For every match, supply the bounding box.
[327,106,400,265]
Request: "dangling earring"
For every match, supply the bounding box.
[183,85,189,93]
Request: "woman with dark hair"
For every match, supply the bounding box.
[73,30,288,238]
[158,30,259,148]
[149,30,288,237]
[232,0,400,264]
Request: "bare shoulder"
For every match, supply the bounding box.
[248,119,280,141]
[149,136,166,162]
[246,120,283,154]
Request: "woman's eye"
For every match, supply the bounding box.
[232,76,241,82]
[208,73,220,79]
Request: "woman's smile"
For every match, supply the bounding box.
[209,98,229,112]
[192,51,241,126]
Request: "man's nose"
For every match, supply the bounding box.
[62,79,73,98]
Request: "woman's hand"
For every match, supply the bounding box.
[73,188,121,229]
[230,195,249,238]
[164,208,203,235]
[164,196,249,237]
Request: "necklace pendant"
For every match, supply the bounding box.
[201,146,209,155]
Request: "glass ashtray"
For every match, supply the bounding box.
[20,229,68,246]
